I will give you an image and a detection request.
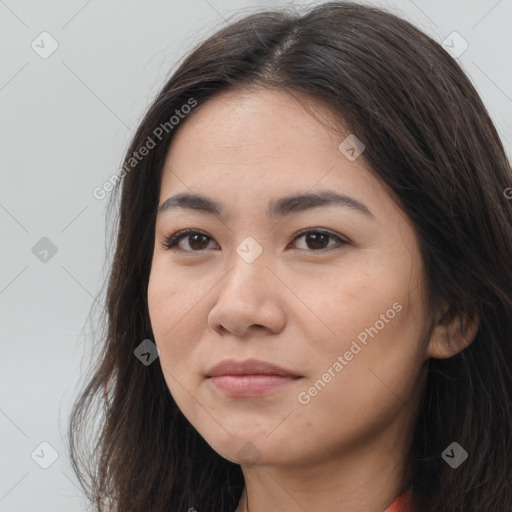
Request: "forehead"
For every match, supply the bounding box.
[167,88,345,164]
[166,90,343,173]
[158,88,397,223]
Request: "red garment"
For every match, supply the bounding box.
[384,489,413,512]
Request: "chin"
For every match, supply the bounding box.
[199,425,293,467]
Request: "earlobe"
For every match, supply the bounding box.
[426,305,480,360]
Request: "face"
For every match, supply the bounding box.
[147,88,433,467]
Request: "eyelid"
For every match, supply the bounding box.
[161,227,350,253]
[292,227,351,246]
[161,228,215,252]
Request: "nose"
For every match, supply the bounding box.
[207,250,287,338]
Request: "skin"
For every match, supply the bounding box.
[147,88,478,512]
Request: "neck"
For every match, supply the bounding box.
[234,420,413,512]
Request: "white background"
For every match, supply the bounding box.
[1,0,511,510]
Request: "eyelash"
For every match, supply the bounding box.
[161,228,349,254]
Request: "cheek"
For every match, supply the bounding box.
[295,256,409,357]
[147,262,197,363]
[147,265,174,339]
[291,302,425,453]
[316,291,426,420]
[147,265,206,423]
[297,254,426,405]
[147,259,223,396]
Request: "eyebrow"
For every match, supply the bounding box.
[157,190,374,220]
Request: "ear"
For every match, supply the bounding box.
[426,303,480,359]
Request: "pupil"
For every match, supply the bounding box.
[307,233,328,249]
[190,234,208,250]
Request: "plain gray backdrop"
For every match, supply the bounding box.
[1,0,511,510]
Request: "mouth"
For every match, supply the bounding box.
[206,358,303,397]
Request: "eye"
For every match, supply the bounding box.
[161,228,349,254]
[161,229,217,253]
[290,228,349,252]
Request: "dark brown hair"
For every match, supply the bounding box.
[68,2,512,511]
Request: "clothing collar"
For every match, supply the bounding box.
[384,489,413,512]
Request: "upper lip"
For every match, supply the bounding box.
[206,358,301,378]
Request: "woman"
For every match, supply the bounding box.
[68,2,512,511]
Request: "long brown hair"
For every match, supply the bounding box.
[68,2,512,511]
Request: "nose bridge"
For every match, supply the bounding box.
[208,236,284,335]
[224,235,269,301]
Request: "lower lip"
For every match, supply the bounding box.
[208,374,300,396]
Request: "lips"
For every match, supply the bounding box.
[206,358,302,397]
[206,358,300,378]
